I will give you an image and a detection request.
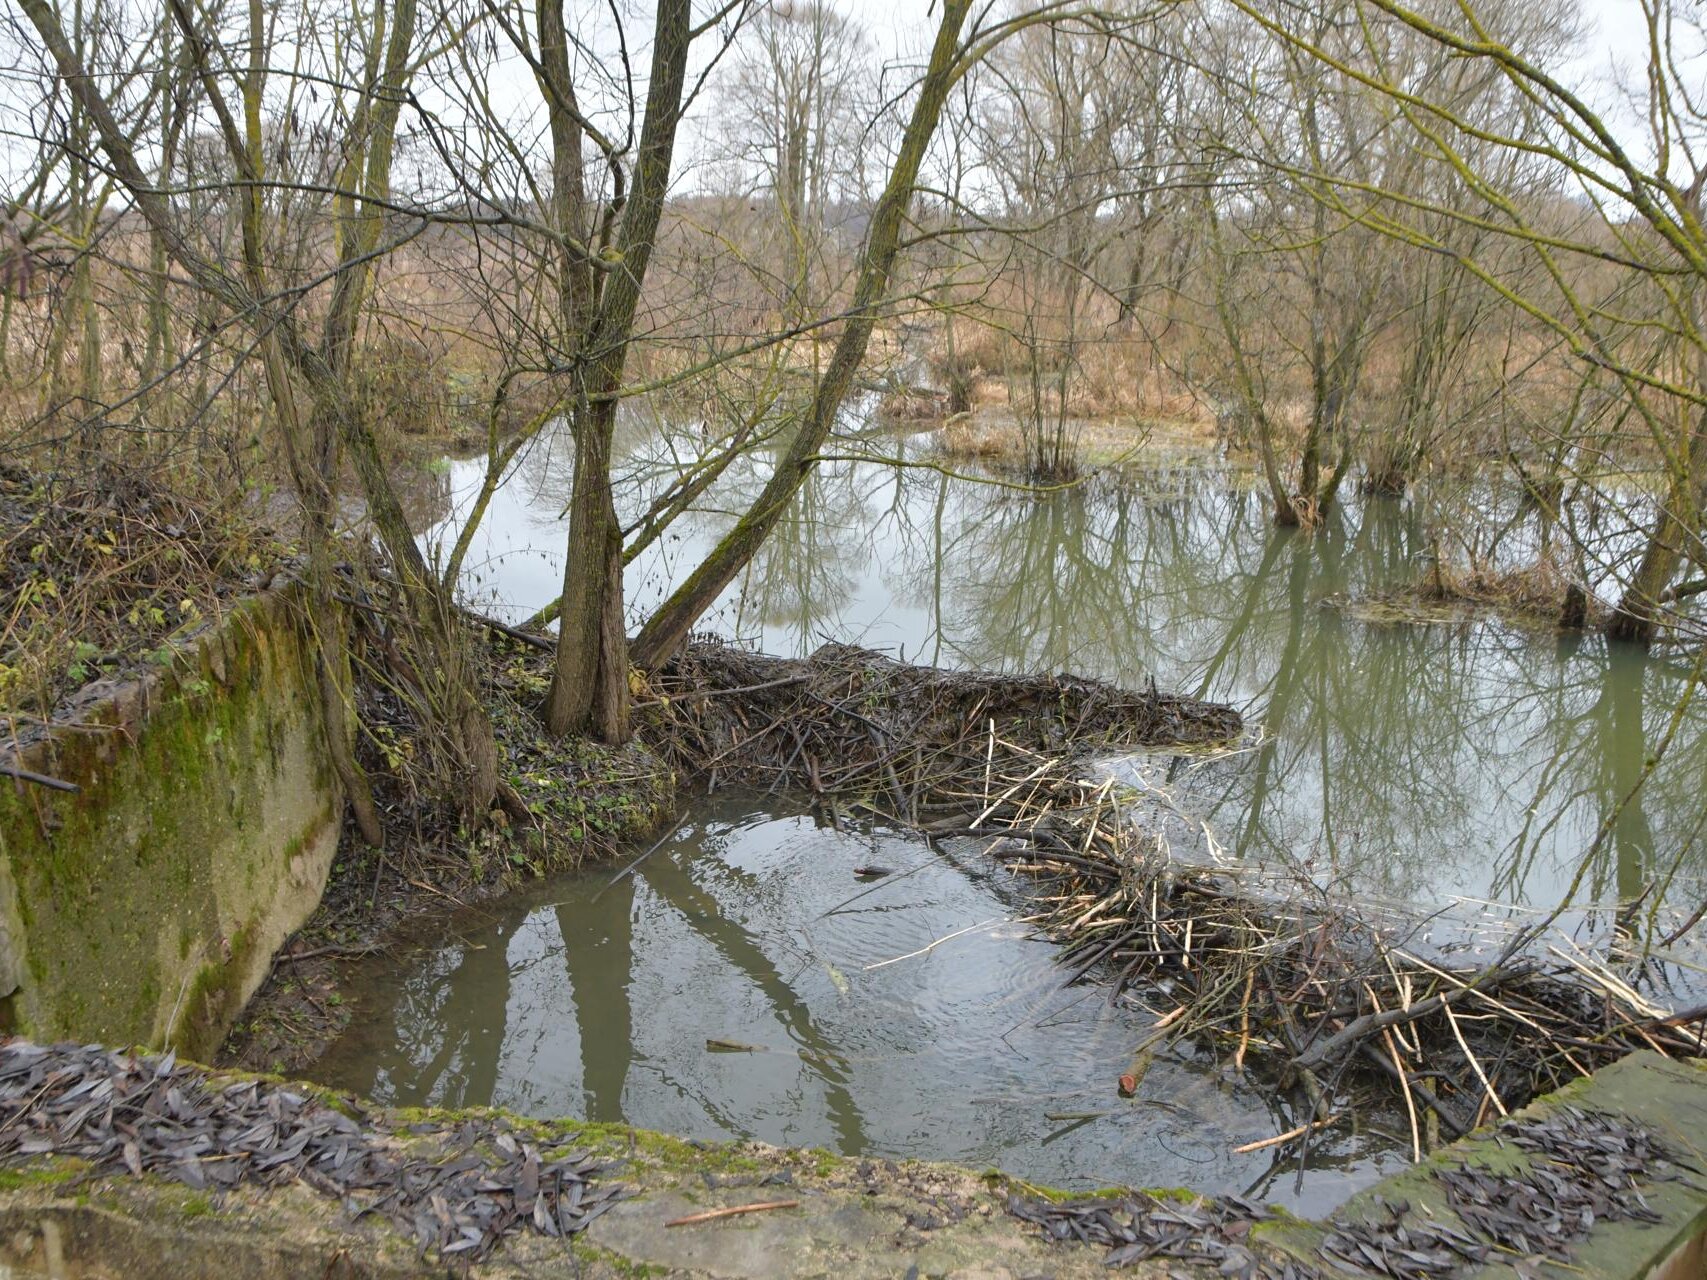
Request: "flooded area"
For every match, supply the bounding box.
[426,420,1707,915]
[316,419,1707,1203]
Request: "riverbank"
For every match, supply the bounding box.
[229,622,1707,1157]
[0,1040,1701,1277]
[221,628,674,1077]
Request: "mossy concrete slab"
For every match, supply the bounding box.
[581,1180,1115,1279]
[0,1055,1701,1279]
[0,1131,1158,1279]
[1258,1051,1707,1279]
[0,588,342,1058]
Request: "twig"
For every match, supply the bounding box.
[595,811,690,900]
[458,605,554,653]
[275,944,383,964]
[1444,1001,1507,1120]
[665,1200,800,1227]
[862,917,1005,971]
[693,674,810,699]
[0,762,79,792]
[1232,1116,1338,1154]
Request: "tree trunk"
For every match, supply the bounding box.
[544,0,693,740]
[1609,406,1707,645]
[546,398,630,740]
[630,0,974,671]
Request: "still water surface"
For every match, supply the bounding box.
[431,425,1707,913]
[315,794,1408,1212]
[317,425,1706,1201]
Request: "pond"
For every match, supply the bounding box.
[314,794,1407,1214]
[318,419,1707,1204]
[426,420,1707,916]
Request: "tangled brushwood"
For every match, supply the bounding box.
[642,638,1240,814]
[643,639,1707,1156]
[0,461,271,731]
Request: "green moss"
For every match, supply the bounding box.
[985,1174,1197,1206]
[168,919,264,1056]
[805,1147,842,1178]
[0,588,339,1055]
[177,1192,216,1219]
[537,1119,776,1178]
[571,1240,672,1278]
[0,1159,86,1190]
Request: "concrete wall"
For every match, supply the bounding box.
[0,589,341,1058]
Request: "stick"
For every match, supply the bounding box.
[816,858,935,919]
[1232,1116,1338,1154]
[665,1200,800,1227]
[275,944,382,964]
[407,878,467,907]
[0,762,79,792]
[458,605,554,652]
[595,811,689,900]
[694,674,810,699]
[1443,1000,1507,1119]
[862,917,1004,970]
[1291,990,1462,1071]
[1383,1026,1422,1163]
[1233,971,1255,1073]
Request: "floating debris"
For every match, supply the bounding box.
[1005,1190,1317,1277]
[0,1040,623,1262]
[705,1038,766,1053]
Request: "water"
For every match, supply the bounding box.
[422,422,1707,916]
[314,795,1409,1212]
[322,419,1707,1200]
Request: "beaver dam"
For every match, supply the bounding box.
[312,640,1707,1212]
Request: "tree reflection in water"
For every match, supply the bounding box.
[417,428,1706,933]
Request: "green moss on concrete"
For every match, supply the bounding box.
[0,1159,86,1191]
[0,590,343,1058]
[571,1240,673,1278]
[175,1193,215,1220]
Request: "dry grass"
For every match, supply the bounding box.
[931,407,1223,476]
[0,460,275,736]
[1415,552,1599,626]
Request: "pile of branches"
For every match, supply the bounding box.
[642,639,1241,820]
[976,762,1707,1154]
[645,638,1706,1156]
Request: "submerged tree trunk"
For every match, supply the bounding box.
[1608,446,1707,644]
[630,0,974,671]
[1610,373,1707,644]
